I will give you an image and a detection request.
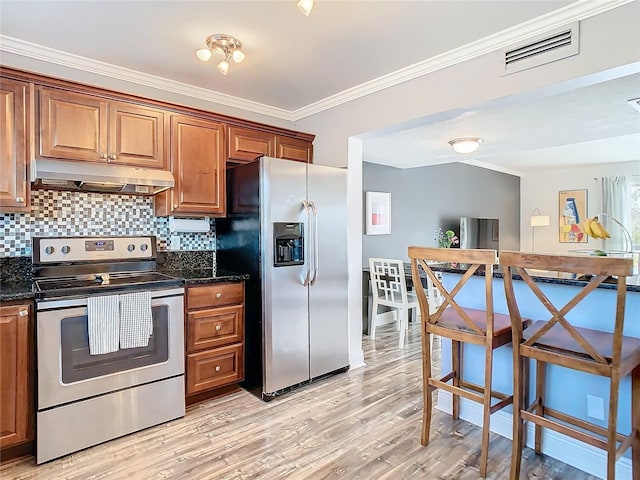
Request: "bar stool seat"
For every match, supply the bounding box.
[523,320,640,366]
[439,307,514,337]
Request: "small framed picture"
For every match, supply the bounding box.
[559,189,588,243]
[365,191,391,235]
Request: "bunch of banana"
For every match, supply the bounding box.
[581,217,611,239]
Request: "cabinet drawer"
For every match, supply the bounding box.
[186,344,244,394]
[187,282,244,310]
[187,304,244,353]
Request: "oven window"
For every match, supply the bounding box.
[61,305,169,383]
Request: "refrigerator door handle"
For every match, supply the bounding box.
[302,200,312,286]
[309,201,319,286]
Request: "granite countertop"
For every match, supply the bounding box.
[158,267,249,285]
[0,270,250,302]
[0,281,35,301]
[422,263,640,293]
[0,252,250,302]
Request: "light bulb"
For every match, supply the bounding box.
[297,0,313,16]
[232,49,245,63]
[448,137,483,154]
[217,59,229,75]
[195,48,212,62]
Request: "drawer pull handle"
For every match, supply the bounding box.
[16,196,24,203]
[19,309,28,317]
[215,324,221,331]
[215,366,221,372]
[216,293,222,298]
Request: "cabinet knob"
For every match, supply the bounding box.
[215,366,221,372]
[216,292,222,298]
[174,204,178,209]
[19,309,28,317]
[109,154,116,160]
[100,153,107,159]
[15,197,24,203]
[215,324,221,331]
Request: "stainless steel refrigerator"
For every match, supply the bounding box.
[216,156,349,400]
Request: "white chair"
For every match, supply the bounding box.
[369,258,419,348]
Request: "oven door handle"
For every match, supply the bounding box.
[36,287,185,311]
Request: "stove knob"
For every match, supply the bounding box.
[61,245,70,254]
[44,246,55,255]
[140,244,148,252]
[127,244,136,252]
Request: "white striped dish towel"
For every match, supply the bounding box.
[119,291,153,349]
[87,295,120,355]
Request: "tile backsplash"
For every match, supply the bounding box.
[0,190,216,257]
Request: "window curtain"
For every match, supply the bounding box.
[601,175,631,252]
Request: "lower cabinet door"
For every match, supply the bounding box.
[186,343,244,394]
[0,304,30,448]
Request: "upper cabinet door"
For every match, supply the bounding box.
[38,87,108,162]
[275,135,313,163]
[169,115,226,215]
[38,88,167,168]
[109,101,166,169]
[228,126,274,164]
[0,78,30,212]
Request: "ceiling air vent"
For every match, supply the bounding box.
[627,98,640,113]
[500,22,579,76]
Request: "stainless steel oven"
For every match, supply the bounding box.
[32,236,185,464]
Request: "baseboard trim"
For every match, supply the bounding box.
[436,391,632,479]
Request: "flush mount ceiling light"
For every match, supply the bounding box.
[195,34,245,76]
[448,137,483,154]
[297,0,314,16]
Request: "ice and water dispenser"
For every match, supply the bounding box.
[273,222,304,266]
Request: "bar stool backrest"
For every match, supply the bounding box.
[500,251,633,373]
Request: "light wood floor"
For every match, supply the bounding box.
[1,322,596,480]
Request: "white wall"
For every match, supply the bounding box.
[521,160,640,254]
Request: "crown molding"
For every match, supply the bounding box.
[0,35,295,122]
[291,0,634,120]
[0,0,632,123]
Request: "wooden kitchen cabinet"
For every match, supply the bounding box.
[0,78,30,212]
[0,303,33,453]
[37,87,166,168]
[275,135,313,163]
[228,125,313,165]
[185,282,244,402]
[228,125,274,164]
[155,114,226,216]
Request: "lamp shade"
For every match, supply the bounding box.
[530,215,550,227]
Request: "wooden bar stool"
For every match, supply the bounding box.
[500,251,639,480]
[408,247,529,477]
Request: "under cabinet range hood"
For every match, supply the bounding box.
[31,158,175,195]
